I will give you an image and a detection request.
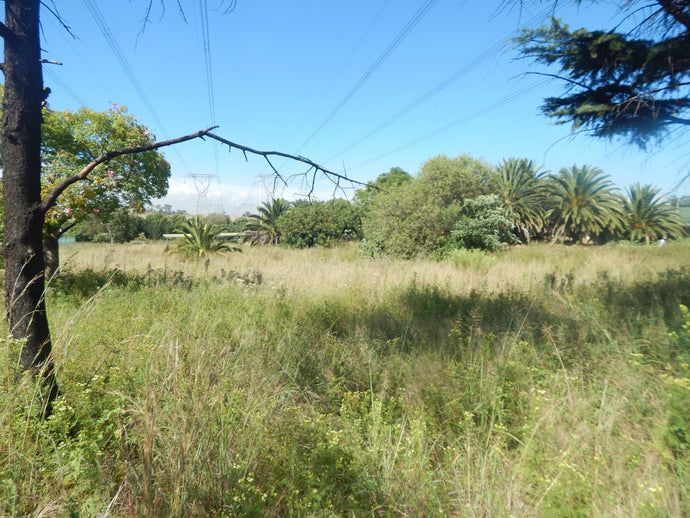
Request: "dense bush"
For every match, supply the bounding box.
[361,154,497,257]
[449,194,520,252]
[353,166,412,208]
[277,199,362,248]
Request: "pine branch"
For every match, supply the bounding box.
[657,0,690,32]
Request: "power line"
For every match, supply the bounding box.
[199,0,221,175]
[327,5,558,162]
[296,0,440,153]
[292,0,391,135]
[44,68,90,108]
[350,79,549,171]
[83,0,159,127]
[199,0,216,126]
[82,0,193,173]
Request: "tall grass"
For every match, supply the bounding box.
[1,240,689,516]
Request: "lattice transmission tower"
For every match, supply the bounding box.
[256,174,275,208]
[187,174,218,216]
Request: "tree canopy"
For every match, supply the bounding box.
[450,194,520,252]
[243,198,290,245]
[40,103,170,225]
[623,182,685,243]
[354,167,411,207]
[496,157,548,242]
[515,1,690,149]
[3,99,171,275]
[547,164,624,242]
[361,154,497,257]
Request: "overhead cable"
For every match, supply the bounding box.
[82,0,193,173]
[44,68,90,108]
[296,0,440,153]
[328,5,559,161]
[350,79,549,171]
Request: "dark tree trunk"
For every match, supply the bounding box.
[1,0,57,405]
[43,230,60,281]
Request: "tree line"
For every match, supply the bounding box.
[73,155,686,259]
[247,156,686,257]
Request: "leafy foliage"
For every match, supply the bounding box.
[450,194,520,252]
[622,183,685,243]
[276,199,362,248]
[361,154,498,257]
[243,198,290,245]
[354,167,412,207]
[547,164,624,242]
[515,7,690,148]
[39,103,170,236]
[496,158,548,242]
[173,217,239,258]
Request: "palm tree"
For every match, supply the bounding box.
[243,198,290,245]
[622,183,684,244]
[173,217,239,258]
[547,165,624,243]
[496,158,548,243]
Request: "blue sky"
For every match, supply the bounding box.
[38,0,690,215]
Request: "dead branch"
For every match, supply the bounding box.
[40,126,378,216]
[41,1,77,39]
[0,21,15,41]
[206,132,373,195]
[40,126,218,214]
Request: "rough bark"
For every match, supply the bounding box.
[43,231,60,281]
[1,0,57,404]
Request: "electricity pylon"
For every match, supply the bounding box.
[187,173,217,216]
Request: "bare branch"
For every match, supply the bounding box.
[40,126,218,214]
[205,132,373,190]
[0,21,15,40]
[40,1,77,38]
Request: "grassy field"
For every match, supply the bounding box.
[2,240,689,516]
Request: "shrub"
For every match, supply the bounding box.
[361,154,498,257]
[450,194,519,251]
[277,199,361,248]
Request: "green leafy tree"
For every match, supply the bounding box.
[74,210,145,244]
[141,211,189,240]
[547,165,624,243]
[277,199,362,248]
[37,104,170,276]
[496,158,548,243]
[622,183,685,244]
[361,154,498,257]
[0,1,211,389]
[173,217,239,258]
[417,154,498,205]
[450,194,520,252]
[244,198,290,245]
[514,4,690,149]
[354,167,411,207]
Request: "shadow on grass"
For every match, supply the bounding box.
[305,268,690,362]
